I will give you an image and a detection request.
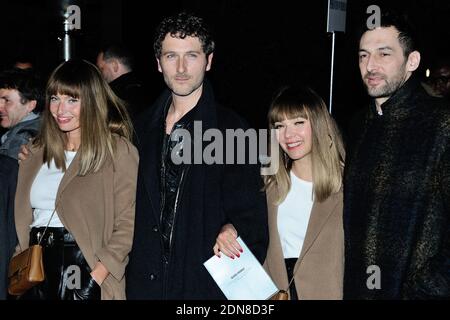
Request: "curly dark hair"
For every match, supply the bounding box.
[153,12,215,58]
[0,68,45,113]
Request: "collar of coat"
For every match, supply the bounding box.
[136,78,218,137]
[369,73,422,120]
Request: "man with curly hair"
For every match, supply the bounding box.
[126,12,268,299]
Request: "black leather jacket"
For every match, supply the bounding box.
[159,106,197,266]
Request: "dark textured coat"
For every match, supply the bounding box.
[344,75,450,299]
[126,81,269,299]
[109,72,151,121]
[0,155,18,299]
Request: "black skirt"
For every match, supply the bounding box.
[284,258,298,300]
[18,227,101,300]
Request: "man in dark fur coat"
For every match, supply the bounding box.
[344,12,450,299]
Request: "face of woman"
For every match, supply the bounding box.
[274,116,312,162]
[49,93,81,135]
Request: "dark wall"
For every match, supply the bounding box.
[1,0,449,133]
[122,0,450,131]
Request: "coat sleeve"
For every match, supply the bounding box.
[219,114,269,264]
[95,139,139,281]
[406,146,450,298]
[222,160,269,264]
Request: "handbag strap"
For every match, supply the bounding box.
[285,257,301,292]
[36,207,58,246]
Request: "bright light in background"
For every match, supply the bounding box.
[426,69,431,78]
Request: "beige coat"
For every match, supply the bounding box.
[14,136,138,300]
[263,186,344,300]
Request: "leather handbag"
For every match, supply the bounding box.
[270,289,289,300]
[270,259,300,300]
[8,208,57,296]
[8,244,44,296]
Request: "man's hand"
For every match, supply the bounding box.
[18,144,30,162]
[213,223,243,259]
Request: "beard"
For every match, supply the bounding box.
[364,63,408,99]
[164,73,204,97]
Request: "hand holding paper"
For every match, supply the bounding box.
[204,237,278,300]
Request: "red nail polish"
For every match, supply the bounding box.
[240,249,243,253]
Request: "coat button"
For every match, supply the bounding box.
[152,225,158,232]
[150,273,157,281]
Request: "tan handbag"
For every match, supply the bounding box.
[8,244,44,296]
[270,290,289,300]
[8,208,57,296]
[270,259,300,300]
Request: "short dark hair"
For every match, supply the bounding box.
[0,68,45,113]
[100,44,135,71]
[153,12,215,58]
[359,10,419,57]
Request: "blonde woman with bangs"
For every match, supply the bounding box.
[12,60,138,300]
[214,85,345,300]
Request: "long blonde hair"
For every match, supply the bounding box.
[34,59,133,176]
[265,86,345,204]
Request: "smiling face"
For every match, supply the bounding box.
[358,26,420,105]
[157,34,213,99]
[49,93,81,136]
[274,116,312,163]
[0,88,36,128]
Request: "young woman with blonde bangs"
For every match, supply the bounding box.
[215,86,345,300]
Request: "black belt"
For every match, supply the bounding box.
[30,227,75,247]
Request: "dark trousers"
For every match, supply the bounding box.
[284,258,298,300]
[18,227,100,300]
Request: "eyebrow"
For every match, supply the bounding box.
[359,46,394,53]
[162,50,202,55]
[377,46,394,51]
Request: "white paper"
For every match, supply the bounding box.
[203,237,278,300]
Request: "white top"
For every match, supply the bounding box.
[30,151,77,228]
[277,172,314,259]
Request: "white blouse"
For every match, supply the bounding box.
[30,151,77,228]
[277,172,314,259]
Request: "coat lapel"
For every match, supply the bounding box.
[267,185,340,286]
[139,125,163,220]
[55,151,80,202]
[135,91,171,224]
[297,193,340,263]
[266,187,290,290]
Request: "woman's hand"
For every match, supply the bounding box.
[213,223,243,259]
[18,144,30,163]
[90,261,109,285]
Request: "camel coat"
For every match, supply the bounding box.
[263,185,344,300]
[13,136,138,300]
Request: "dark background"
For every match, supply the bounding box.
[1,0,449,135]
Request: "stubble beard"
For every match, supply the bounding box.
[364,62,408,99]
